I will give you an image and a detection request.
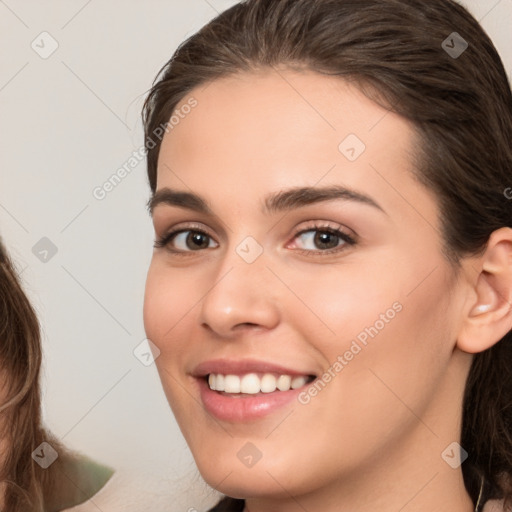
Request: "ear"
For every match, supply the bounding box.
[457,227,512,354]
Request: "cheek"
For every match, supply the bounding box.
[143,263,191,353]
[295,253,454,409]
[143,265,166,344]
[290,279,455,471]
[143,264,197,411]
[285,259,401,346]
[335,266,455,422]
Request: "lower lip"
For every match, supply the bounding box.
[196,377,309,422]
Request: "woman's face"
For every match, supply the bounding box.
[143,68,472,500]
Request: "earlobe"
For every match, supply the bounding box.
[457,227,512,354]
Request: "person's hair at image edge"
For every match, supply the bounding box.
[0,237,112,511]
[141,0,512,509]
[0,235,60,510]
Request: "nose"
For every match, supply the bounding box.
[198,249,280,339]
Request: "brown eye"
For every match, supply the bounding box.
[294,228,353,252]
[154,229,218,252]
[313,231,340,250]
[184,231,211,250]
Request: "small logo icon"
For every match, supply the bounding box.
[133,338,161,366]
[32,237,58,263]
[235,236,263,264]
[442,32,468,59]
[338,134,366,162]
[237,442,263,468]
[441,441,468,468]
[31,31,59,59]
[32,442,59,469]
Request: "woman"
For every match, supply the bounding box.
[0,235,114,511]
[141,0,512,511]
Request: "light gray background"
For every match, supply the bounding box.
[0,0,511,506]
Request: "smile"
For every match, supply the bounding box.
[207,372,315,394]
[191,359,319,421]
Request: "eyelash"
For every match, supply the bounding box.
[153,222,357,257]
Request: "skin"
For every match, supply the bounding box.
[143,67,512,512]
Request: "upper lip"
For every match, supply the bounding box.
[192,358,317,378]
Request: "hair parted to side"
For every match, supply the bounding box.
[142,0,512,508]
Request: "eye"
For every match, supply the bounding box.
[154,222,356,256]
[154,227,218,253]
[289,224,356,255]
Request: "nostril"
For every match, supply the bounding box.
[234,322,262,330]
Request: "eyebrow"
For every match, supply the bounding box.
[147,185,386,216]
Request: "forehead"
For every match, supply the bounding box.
[155,68,436,226]
[163,67,411,153]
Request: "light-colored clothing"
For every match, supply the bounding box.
[483,499,507,512]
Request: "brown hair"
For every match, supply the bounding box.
[142,0,512,508]
[0,236,53,509]
[0,238,107,510]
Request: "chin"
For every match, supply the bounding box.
[200,472,290,501]
[194,450,310,500]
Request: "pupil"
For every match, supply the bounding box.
[188,232,209,249]
[315,231,338,249]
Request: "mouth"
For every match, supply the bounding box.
[191,359,319,421]
[205,372,317,396]
[195,373,318,422]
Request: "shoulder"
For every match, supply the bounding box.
[46,452,114,511]
[482,498,509,512]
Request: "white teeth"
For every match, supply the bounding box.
[207,373,312,393]
[224,374,241,393]
[260,374,277,393]
[240,373,261,394]
[276,375,291,391]
[291,376,307,389]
